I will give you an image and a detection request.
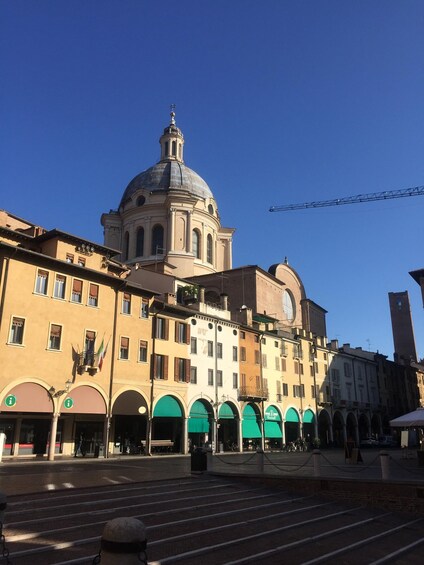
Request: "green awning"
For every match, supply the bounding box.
[265,406,281,422]
[242,404,262,438]
[188,400,210,433]
[188,418,210,433]
[153,395,182,418]
[303,409,315,424]
[219,403,235,419]
[265,420,282,438]
[286,408,299,423]
[242,419,262,438]
[189,400,209,418]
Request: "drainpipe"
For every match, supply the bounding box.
[258,333,265,451]
[146,303,165,456]
[104,282,123,458]
[311,343,319,439]
[214,319,218,454]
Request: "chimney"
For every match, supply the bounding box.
[164,292,176,305]
[220,293,228,311]
[328,339,339,351]
[199,286,205,304]
[240,306,253,327]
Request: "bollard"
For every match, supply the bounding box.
[380,450,390,480]
[206,448,213,472]
[313,449,321,477]
[98,517,147,565]
[256,448,264,473]
[0,433,6,463]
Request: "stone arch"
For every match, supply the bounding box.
[111,389,149,455]
[318,409,332,447]
[332,410,345,447]
[284,407,300,443]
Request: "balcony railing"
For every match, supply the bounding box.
[238,386,268,401]
[77,351,99,374]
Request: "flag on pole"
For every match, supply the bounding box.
[97,337,109,371]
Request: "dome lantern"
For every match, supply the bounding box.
[159,106,184,163]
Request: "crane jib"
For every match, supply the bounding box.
[269,185,424,212]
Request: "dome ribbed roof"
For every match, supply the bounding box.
[120,161,213,207]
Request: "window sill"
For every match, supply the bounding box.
[7,342,25,347]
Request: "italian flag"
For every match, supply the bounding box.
[97,338,109,371]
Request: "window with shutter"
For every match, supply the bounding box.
[88,284,99,307]
[71,279,83,303]
[49,324,62,350]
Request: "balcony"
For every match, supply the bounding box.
[238,386,268,401]
[77,352,99,375]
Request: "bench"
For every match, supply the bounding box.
[150,439,174,453]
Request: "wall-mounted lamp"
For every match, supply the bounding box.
[49,379,72,398]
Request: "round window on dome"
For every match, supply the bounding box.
[136,195,146,207]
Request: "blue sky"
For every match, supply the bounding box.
[1,1,423,359]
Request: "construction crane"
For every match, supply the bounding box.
[269,185,424,212]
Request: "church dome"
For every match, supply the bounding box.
[120,161,213,206]
[120,109,214,208]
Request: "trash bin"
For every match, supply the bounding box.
[94,443,104,458]
[191,447,207,473]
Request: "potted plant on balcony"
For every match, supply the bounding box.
[181,285,199,305]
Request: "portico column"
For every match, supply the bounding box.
[238,418,243,452]
[183,417,188,454]
[48,413,59,461]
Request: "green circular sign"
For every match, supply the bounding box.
[63,397,74,409]
[5,394,16,407]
